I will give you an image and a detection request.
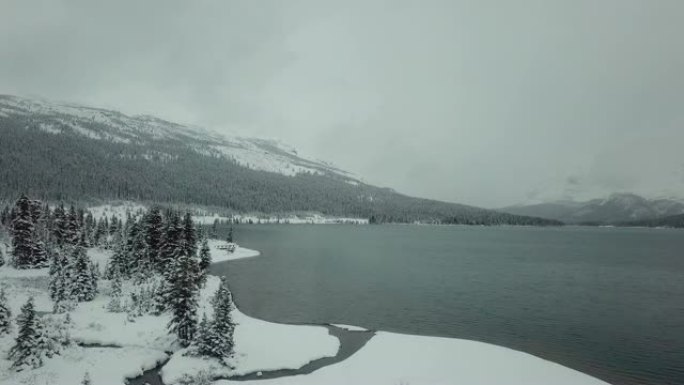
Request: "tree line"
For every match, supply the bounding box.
[0,195,235,373]
[0,117,561,226]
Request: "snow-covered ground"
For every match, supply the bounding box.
[88,202,146,220]
[330,324,369,332]
[1,242,611,385]
[207,239,260,263]
[0,243,339,385]
[161,281,339,384]
[86,203,368,225]
[215,332,609,385]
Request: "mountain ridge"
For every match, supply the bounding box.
[0,94,559,226]
[501,193,684,225]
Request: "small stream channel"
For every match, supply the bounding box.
[125,325,374,385]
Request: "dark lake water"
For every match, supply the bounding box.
[210,225,684,385]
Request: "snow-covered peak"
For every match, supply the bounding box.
[0,94,361,181]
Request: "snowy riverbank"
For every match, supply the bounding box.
[1,240,611,385]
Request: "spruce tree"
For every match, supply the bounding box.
[71,239,97,302]
[166,243,199,346]
[107,273,124,313]
[182,213,198,261]
[93,218,106,247]
[52,204,67,248]
[65,206,81,246]
[125,221,147,278]
[11,195,34,269]
[213,277,235,337]
[159,211,182,277]
[8,297,44,370]
[28,200,49,267]
[192,313,231,359]
[198,238,211,287]
[0,287,11,335]
[144,207,164,272]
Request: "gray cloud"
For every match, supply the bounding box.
[2,0,683,207]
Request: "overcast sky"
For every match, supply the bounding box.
[2,0,683,208]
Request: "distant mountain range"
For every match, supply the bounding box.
[501,193,684,225]
[0,95,559,226]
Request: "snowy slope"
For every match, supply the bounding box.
[0,95,358,180]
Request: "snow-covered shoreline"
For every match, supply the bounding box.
[1,241,612,385]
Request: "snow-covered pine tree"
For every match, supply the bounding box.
[28,200,49,267]
[197,238,211,287]
[52,204,67,248]
[144,207,164,272]
[106,237,128,279]
[0,287,11,335]
[93,217,106,247]
[125,221,148,279]
[159,211,182,277]
[182,213,198,259]
[65,206,81,246]
[71,239,97,302]
[107,273,124,312]
[166,243,199,346]
[8,297,44,370]
[211,277,235,357]
[11,195,35,269]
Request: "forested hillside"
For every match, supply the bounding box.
[0,95,560,225]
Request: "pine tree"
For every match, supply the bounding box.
[11,195,35,269]
[144,207,164,272]
[0,287,12,335]
[65,206,81,246]
[125,221,148,278]
[0,247,4,268]
[182,213,198,261]
[159,211,182,277]
[166,244,199,346]
[197,238,211,287]
[8,297,44,370]
[71,240,97,302]
[93,217,106,247]
[212,277,235,337]
[52,204,67,248]
[106,237,129,279]
[107,273,124,313]
[28,200,49,267]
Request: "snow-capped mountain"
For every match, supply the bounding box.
[0,94,559,225]
[501,193,684,224]
[0,95,356,180]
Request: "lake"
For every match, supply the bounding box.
[210,224,684,385]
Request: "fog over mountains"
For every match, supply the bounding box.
[502,193,684,225]
[0,95,559,226]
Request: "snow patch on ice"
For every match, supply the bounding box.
[330,324,369,332]
[217,331,610,385]
[208,240,261,263]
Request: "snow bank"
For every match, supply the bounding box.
[161,275,339,384]
[208,240,260,263]
[87,202,146,220]
[215,332,610,385]
[330,324,369,332]
[0,344,167,385]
